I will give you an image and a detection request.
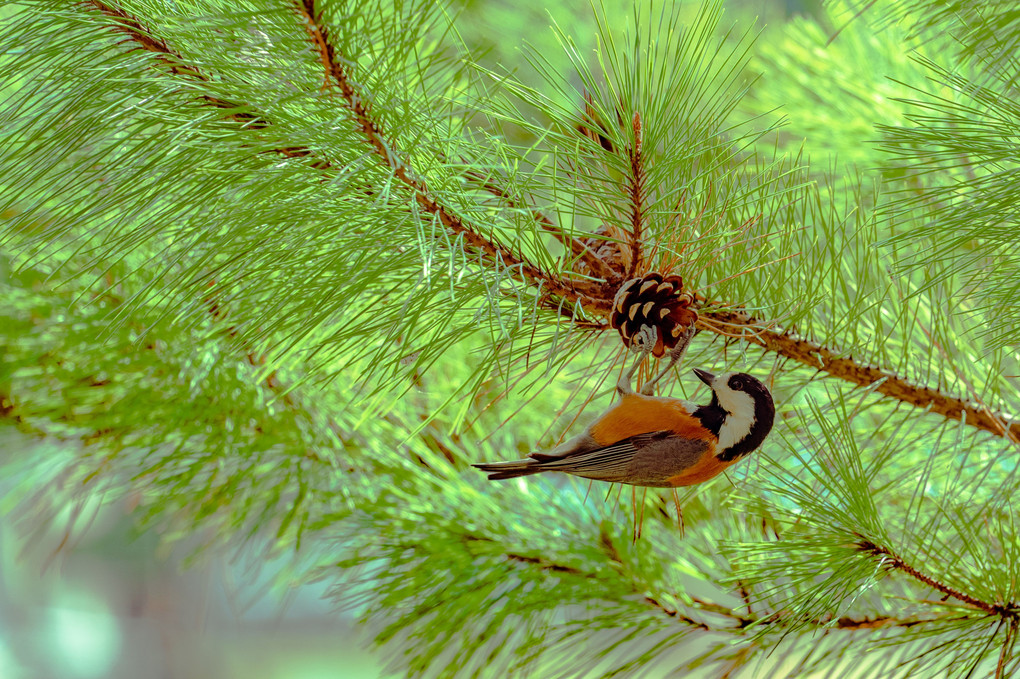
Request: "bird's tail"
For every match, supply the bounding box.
[472,459,544,481]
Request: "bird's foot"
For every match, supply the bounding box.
[639,323,697,396]
[617,325,657,395]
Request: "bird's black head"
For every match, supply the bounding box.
[692,370,775,461]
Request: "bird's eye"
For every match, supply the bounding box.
[730,377,743,390]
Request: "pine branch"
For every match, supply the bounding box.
[69,4,348,469]
[8,4,1020,674]
[204,284,290,399]
[504,552,587,576]
[624,111,646,279]
[85,0,332,164]
[855,536,1020,621]
[642,594,712,630]
[0,393,25,428]
[9,258,340,468]
[83,0,606,324]
[292,0,603,306]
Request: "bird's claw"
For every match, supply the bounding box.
[617,325,657,395]
[639,323,698,395]
[629,325,658,354]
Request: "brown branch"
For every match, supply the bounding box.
[855,537,1020,620]
[85,0,175,61]
[293,0,603,309]
[462,534,590,578]
[521,549,937,632]
[203,283,291,400]
[699,307,1020,443]
[644,594,711,629]
[833,615,932,630]
[86,0,333,169]
[84,1,604,315]
[0,393,25,427]
[691,595,933,631]
[505,552,586,576]
[625,112,645,279]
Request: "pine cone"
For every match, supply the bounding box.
[573,224,633,277]
[610,273,698,357]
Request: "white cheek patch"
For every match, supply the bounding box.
[716,389,756,451]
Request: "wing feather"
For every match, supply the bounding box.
[474,426,713,486]
[537,430,710,486]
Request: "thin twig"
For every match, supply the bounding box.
[625,112,646,279]
[87,1,333,169]
[505,552,586,576]
[855,536,1020,620]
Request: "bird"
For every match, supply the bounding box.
[472,325,775,488]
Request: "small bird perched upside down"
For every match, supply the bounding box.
[473,325,774,488]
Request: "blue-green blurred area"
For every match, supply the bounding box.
[0,426,391,679]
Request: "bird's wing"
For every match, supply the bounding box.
[533,430,711,487]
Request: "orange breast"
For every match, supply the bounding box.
[589,393,714,445]
[666,454,733,487]
[589,393,728,487]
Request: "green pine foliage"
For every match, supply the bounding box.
[2,0,1020,677]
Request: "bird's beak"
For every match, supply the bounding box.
[693,368,715,386]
